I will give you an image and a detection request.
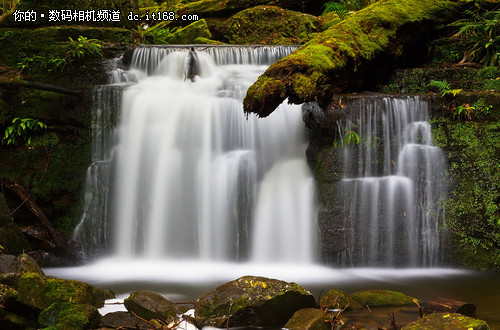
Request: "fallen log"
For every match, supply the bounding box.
[2,179,82,262]
[423,297,476,317]
[0,77,82,96]
[243,0,467,117]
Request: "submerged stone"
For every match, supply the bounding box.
[401,312,490,330]
[124,290,178,323]
[195,275,316,328]
[320,289,362,310]
[350,289,416,307]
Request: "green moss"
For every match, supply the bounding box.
[194,37,226,45]
[39,302,100,330]
[431,120,500,269]
[401,312,489,329]
[221,6,319,45]
[350,289,415,307]
[165,19,211,44]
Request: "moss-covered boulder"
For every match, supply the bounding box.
[220,6,319,44]
[17,272,106,311]
[195,275,316,328]
[165,19,212,44]
[350,289,416,307]
[401,312,490,330]
[124,290,178,323]
[284,308,331,330]
[38,302,101,330]
[319,289,362,310]
[243,0,463,117]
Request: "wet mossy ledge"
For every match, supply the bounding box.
[242,0,465,117]
[0,253,492,329]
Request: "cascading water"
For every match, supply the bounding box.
[336,96,447,267]
[74,46,317,264]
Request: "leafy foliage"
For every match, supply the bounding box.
[427,79,462,97]
[2,118,48,147]
[66,36,102,59]
[323,1,349,19]
[344,129,360,145]
[450,9,500,66]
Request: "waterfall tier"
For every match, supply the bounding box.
[74,46,317,264]
[335,96,447,267]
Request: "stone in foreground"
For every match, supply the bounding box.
[195,275,316,328]
[284,308,331,330]
[402,312,489,330]
[124,290,178,323]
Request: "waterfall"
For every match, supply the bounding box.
[336,96,447,267]
[74,46,317,264]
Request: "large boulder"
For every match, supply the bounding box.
[17,272,106,311]
[195,275,316,328]
[401,312,490,330]
[350,289,416,307]
[38,302,101,330]
[319,288,362,310]
[220,6,319,44]
[0,253,45,289]
[284,308,331,330]
[124,290,178,324]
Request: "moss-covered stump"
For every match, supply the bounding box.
[38,302,101,330]
[319,289,362,311]
[401,312,489,330]
[220,6,319,45]
[195,275,316,328]
[17,272,106,311]
[165,19,212,44]
[284,308,332,330]
[350,290,416,307]
[243,0,462,117]
[124,290,178,324]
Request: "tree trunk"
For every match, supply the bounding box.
[423,298,476,317]
[0,77,82,96]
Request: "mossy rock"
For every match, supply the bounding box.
[221,6,320,45]
[194,37,226,45]
[38,302,101,330]
[195,275,316,328]
[165,19,212,44]
[401,312,490,330]
[124,290,178,323]
[243,0,463,117]
[284,308,331,330]
[0,283,18,306]
[319,289,362,310]
[320,12,342,31]
[99,311,151,329]
[350,289,415,307]
[17,272,106,311]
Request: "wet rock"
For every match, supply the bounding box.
[165,19,212,44]
[38,302,101,330]
[0,254,16,272]
[319,289,362,310]
[0,283,17,307]
[284,308,331,330]
[0,309,37,330]
[0,253,45,289]
[195,275,316,328]
[401,312,490,330]
[350,289,416,307]
[99,311,151,329]
[27,250,66,267]
[124,290,178,323]
[17,272,106,311]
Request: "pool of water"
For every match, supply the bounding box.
[44,259,500,328]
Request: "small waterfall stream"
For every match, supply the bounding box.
[336,97,447,267]
[74,46,317,264]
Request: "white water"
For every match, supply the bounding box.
[74,46,317,264]
[336,97,447,267]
